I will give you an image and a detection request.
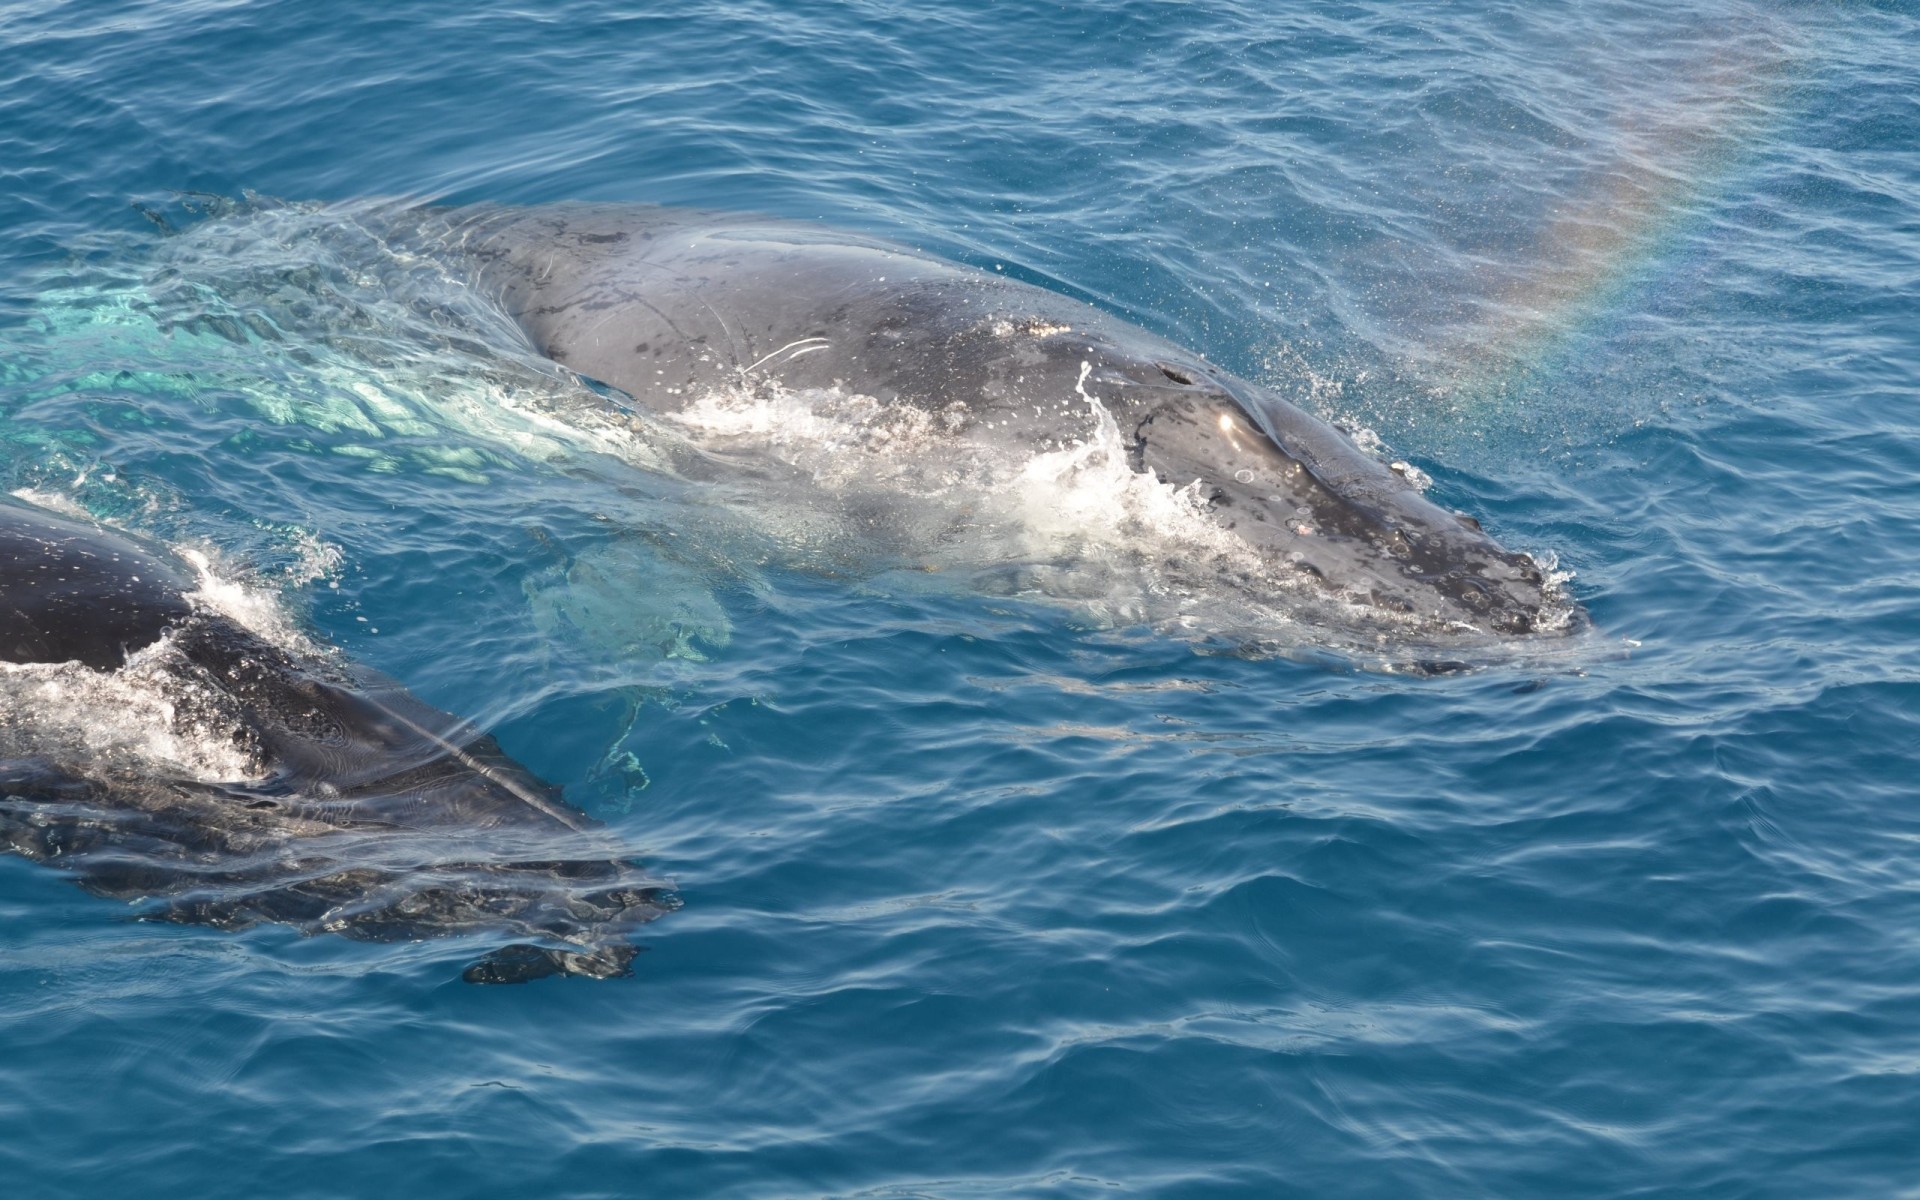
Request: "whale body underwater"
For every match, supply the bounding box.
[1,205,1577,980]
[425,204,1573,640]
[0,497,671,983]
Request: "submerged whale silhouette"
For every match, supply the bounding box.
[0,497,671,983]
[421,204,1573,639]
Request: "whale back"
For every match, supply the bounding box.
[0,499,194,670]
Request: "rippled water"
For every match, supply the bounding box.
[2,1,1917,1196]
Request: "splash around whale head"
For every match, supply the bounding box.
[894,307,1573,641]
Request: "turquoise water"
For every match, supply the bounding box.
[3,1,1919,1196]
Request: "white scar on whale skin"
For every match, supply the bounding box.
[743,337,832,375]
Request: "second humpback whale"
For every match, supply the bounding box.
[0,496,671,982]
[418,204,1574,641]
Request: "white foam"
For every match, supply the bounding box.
[653,368,1351,637]
[1524,549,1580,633]
[1005,365,1259,571]
[173,546,323,657]
[0,635,262,783]
[7,487,90,518]
[281,527,344,587]
[670,379,962,490]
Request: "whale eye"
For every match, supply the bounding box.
[1157,363,1195,385]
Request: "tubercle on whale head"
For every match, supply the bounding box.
[1089,358,1572,638]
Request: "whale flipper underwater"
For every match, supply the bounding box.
[0,497,672,983]
[415,204,1576,641]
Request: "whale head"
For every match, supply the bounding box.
[1141,374,1561,636]
[982,328,1575,640]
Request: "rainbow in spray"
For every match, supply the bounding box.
[1454,8,1801,396]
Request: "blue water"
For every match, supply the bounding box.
[3,1,1918,1195]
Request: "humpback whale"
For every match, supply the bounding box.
[422,205,1573,639]
[0,497,670,983]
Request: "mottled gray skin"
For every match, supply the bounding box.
[0,498,669,983]
[430,204,1566,638]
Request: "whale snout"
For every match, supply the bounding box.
[1122,375,1573,639]
[1402,537,1556,636]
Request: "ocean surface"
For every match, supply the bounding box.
[2,1,1917,1196]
